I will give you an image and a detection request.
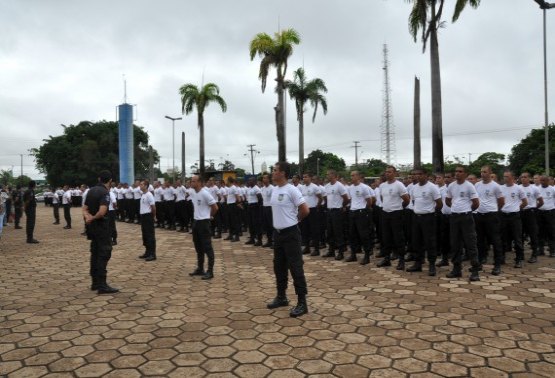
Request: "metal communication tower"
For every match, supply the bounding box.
[380,44,396,165]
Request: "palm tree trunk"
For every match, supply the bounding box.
[276,78,286,162]
[414,76,421,169]
[198,112,205,177]
[430,5,444,173]
[298,108,304,175]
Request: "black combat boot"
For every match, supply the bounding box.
[189,267,205,276]
[310,248,320,257]
[360,251,371,265]
[406,262,423,272]
[446,264,462,278]
[377,257,392,267]
[267,292,289,309]
[345,252,358,262]
[90,276,100,291]
[289,296,308,318]
[96,277,119,294]
[469,266,480,282]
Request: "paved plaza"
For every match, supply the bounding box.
[1,206,555,377]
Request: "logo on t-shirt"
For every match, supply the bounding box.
[278,194,284,201]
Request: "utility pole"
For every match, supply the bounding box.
[181,132,185,180]
[165,115,182,182]
[413,77,421,169]
[148,146,154,183]
[20,154,23,177]
[247,144,257,175]
[351,141,361,168]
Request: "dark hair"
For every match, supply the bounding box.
[227,176,235,184]
[142,179,150,187]
[385,165,396,172]
[303,172,312,177]
[98,170,112,184]
[275,162,291,179]
[29,180,36,188]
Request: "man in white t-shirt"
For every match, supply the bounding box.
[261,174,274,247]
[189,175,219,280]
[300,172,322,256]
[245,177,263,246]
[323,170,349,260]
[474,165,505,275]
[406,168,442,276]
[538,175,555,257]
[224,177,242,242]
[139,180,157,261]
[500,171,527,268]
[520,172,543,263]
[163,181,176,230]
[435,173,452,267]
[174,180,187,232]
[267,162,309,318]
[445,166,481,281]
[347,171,375,265]
[377,166,410,270]
[62,185,72,229]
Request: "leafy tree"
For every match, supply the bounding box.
[15,175,32,188]
[179,83,227,177]
[286,67,328,173]
[304,149,346,177]
[250,28,301,162]
[509,124,555,176]
[407,0,480,172]
[32,121,159,186]
[357,158,388,177]
[0,170,14,187]
[468,152,506,176]
[218,160,236,171]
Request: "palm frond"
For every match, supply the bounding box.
[259,54,274,92]
[249,33,274,60]
[452,0,480,22]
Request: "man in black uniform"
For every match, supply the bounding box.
[23,180,39,244]
[12,185,23,229]
[83,171,119,294]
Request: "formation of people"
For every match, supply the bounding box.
[3,163,554,317]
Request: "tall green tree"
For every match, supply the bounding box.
[286,67,328,174]
[509,124,555,175]
[179,83,227,177]
[31,121,158,186]
[468,152,506,176]
[407,0,480,172]
[250,28,301,162]
[304,149,346,177]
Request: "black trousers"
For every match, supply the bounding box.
[349,209,374,253]
[381,210,405,259]
[155,202,165,226]
[450,213,480,267]
[15,206,23,226]
[165,201,175,227]
[185,201,193,228]
[475,212,504,265]
[219,203,228,232]
[327,209,345,251]
[438,214,451,261]
[25,206,36,241]
[116,199,124,220]
[538,209,555,254]
[108,210,117,241]
[134,199,140,221]
[175,201,186,227]
[412,213,437,264]
[403,208,414,254]
[63,204,71,227]
[301,207,320,248]
[521,209,539,256]
[318,207,327,245]
[52,204,59,223]
[247,203,262,240]
[193,219,215,271]
[125,198,133,220]
[273,226,307,296]
[227,203,240,236]
[373,205,382,244]
[141,213,156,257]
[501,212,524,261]
[89,218,112,280]
[262,206,273,242]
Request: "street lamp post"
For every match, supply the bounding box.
[316,157,320,177]
[533,0,554,175]
[165,115,182,182]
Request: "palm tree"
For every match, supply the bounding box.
[286,67,328,174]
[407,0,480,172]
[179,83,227,177]
[250,28,301,162]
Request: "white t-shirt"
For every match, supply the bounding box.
[163,187,175,202]
[475,181,503,213]
[207,186,219,202]
[246,185,262,204]
[154,187,164,202]
[520,184,542,210]
[62,190,72,205]
[301,183,321,208]
[347,183,373,211]
[218,186,227,204]
[175,186,186,201]
[406,183,415,210]
[116,188,124,200]
[379,180,408,212]
[108,192,117,211]
[133,186,142,200]
[191,188,217,220]
[271,183,306,230]
[501,184,526,213]
[446,180,479,213]
[124,188,134,199]
[539,186,555,211]
[411,181,441,214]
[261,185,274,207]
[374,187,382,207]
[226,185,239,204]
[186,187,195,201]
[324,181,347,209]
[140,191,155,214]
[438,185,451,215]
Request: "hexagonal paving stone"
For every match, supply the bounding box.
[201,358,238,373]
[74,363,112,377]
[138,360,176,376]
[297,359,333,374]
[232,350,267,364]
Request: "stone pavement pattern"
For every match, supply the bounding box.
[1,206,555,377]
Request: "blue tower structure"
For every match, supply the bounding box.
[118,103,134,184]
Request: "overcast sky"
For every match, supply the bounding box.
[1,0,553,178]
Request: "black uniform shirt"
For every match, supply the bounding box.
[23,189,36,209]
[85,183,110,219]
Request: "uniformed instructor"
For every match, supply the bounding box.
[83,170,119,294]
[267,162,310,318]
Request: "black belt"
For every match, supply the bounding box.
[414,213,435,217]
[476,212,499,215]
[350,209,368,213]
[501,212,520,216]
[451,212,472,216]
[522,208,537,212]
[274,225,298,234]
[328,208,342,212]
